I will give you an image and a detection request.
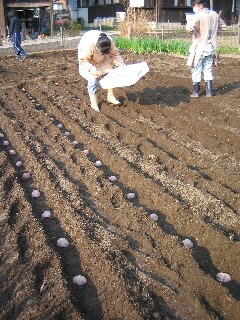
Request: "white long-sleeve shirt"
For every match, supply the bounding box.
[186,9,226,67]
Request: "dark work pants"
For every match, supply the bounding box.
[11,33,26,56]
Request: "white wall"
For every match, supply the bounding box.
[71,9,78,20]
[78,8,88,25]
[129,0,144,7]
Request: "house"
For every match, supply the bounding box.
[65,0,240,26]
[129,0,240,24]
[213,0,240,24]
[76,0,125,25]
[0,0,70,38]
[155,0,193,23]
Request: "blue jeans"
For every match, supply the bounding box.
[11,33,26,56]
[191,43,214,83]
[191,54,214,83]
[87,79,98,95]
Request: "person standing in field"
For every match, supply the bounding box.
[7,10,28,61]
[78,30,124,112]
[186,0,226,97]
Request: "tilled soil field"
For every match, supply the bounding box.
[0,50,239,320]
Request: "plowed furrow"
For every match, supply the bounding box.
[0,153,81,320]
[1,97,196,286]
[0,119,157,320]
[24,80,239,216]
[1,52,240,320]
[113,103,240,177]
[28,85,239,229]
[24,77,240,176]
[18,85,239,230]
[0,95,239,320]
[1,92,240,282]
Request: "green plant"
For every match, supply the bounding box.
[100,26,118,31]
[114,38,240,56]
[61,20,81,36]
[114,37,190,56]
[218,45,240,54]
[68,20,82,35]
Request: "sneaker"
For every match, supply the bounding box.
[22,53,28,61]
[16,55,21,60]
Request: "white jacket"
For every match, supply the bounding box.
[186,9,226,67]
[78,30,123,80]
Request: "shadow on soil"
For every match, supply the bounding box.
[215,81,240,95]
[118,251,182,320]
[0,142,103,320]
[192,244,240,301]
[24,173,103,319]
[126,86,190,107]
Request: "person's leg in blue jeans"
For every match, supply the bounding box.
[191,55,204,98]
[202,54,214,97]
[87,78,99,112]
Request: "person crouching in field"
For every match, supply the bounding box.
[78,30,124,112]
[186,0,226,98]
[7,10,28,61]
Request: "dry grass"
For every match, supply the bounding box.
[119,8,152,38]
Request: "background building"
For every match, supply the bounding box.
[0,0,6,41]
[129,0,240,24]
[1,0,239,39]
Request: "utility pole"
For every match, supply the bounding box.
[50,0,54,37]
[210,0,213,11]
[238,20,240,46]
[155,0,158,29]
[0,0,6,40]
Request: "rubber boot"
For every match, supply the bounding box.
[89,94,100,112]
[206,80,213,97]
[190,82,200,98]
[107,88,120,105]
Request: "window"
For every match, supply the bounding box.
[53,3,63,10]
[162,0,174,7]
[81,0,87,6]
[177,0,186,6]
[174,0,191,5]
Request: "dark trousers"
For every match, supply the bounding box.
[11,33,26,56]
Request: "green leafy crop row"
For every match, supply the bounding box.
[114,38,190,55]
[114,37,240,55]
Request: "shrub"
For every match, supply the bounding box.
[68,20,82,36]
[119,8,151,38]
